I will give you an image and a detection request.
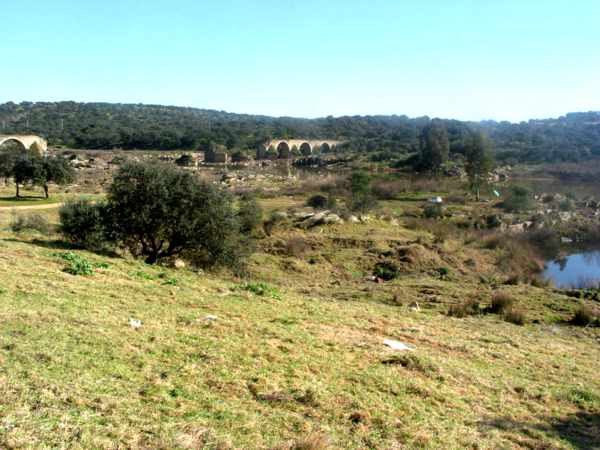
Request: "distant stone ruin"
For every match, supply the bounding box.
[265,139,342,156]
[0,134,48,155]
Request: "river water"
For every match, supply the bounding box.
[544,249,600,288]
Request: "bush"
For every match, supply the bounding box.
[59,200,111,251]
[488,292,515,314]
[571,303,600,326]
[10,213,50,235]
[59,162,249,270]
[423,203,443,219]
[503,308,526,325]
[373,261,399,281]
[238,193,263,234]
[348,171,378,213]
[175,154,194,166]
[107,162,246,268]
[447,299,481,317]
[485,215,502,228]
[53,252,95,276]
[237,282,281,300]
[501,186,534,212]
[306,194,328,209]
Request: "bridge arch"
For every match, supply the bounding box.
[0,135,47,155]
[300,142,312,156]
[277,142,290,159]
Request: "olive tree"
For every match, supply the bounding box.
[106,161,245,266]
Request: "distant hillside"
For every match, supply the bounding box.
[1,101,599,163]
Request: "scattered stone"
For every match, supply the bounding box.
[173,259,186,269]
[129,318,142,329]
[323,213,343,224]
[271,211,289,220]
[383,339,415,351]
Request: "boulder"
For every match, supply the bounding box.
[299,211,329,228]
[323,213,343,224]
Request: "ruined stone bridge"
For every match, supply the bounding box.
[0,134,48,155]
[266,139,342,157]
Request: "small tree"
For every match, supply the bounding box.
[464,131,494,201]
[238,193,263,233]
[418,120,449,173]
[106,161,244,266]
[349,171,377,213]
[11,154,74,198]
[502,186,534,212]
[12,154,35,198]
[35,156,76,198]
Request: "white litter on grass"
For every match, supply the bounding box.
[383,339,415,351]
[203,315,218,322]
[129,318,142,329]
[493,190,501,197]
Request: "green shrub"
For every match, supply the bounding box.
[485,215,502,228]
[58,162,249,271]
[501,186,534,212]
[348,171,377,213]
[373,261,399,281]
[306,194,328,209]
[10,213,50,235]
[237,282,281,300]
[59,199,111,251]
[423,203,443,219]
[108,162,245,267]
[53,252,95,276]
[237,193,263,234]
[436,267,450,279]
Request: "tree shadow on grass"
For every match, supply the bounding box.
[479,412,600,449]
[2,236,75,250]
[2,237,120,258]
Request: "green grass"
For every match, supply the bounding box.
[0,195,598,449]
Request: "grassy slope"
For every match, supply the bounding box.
[0,206,599,449]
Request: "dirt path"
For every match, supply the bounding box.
[0,202,62,211]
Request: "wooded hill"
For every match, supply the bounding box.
[1,101,599,163]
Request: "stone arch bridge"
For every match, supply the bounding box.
[266,139,342,157]
[0,134,48,155]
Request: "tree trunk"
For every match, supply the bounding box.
[144,253,158,265]
[476,187,480,202]
[15,182,19,199]
[44,184,49,199]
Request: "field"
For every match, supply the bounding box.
[0,183,599,449]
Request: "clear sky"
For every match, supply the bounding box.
[1,0,599,122]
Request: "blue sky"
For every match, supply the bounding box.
[1,0,599,121]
